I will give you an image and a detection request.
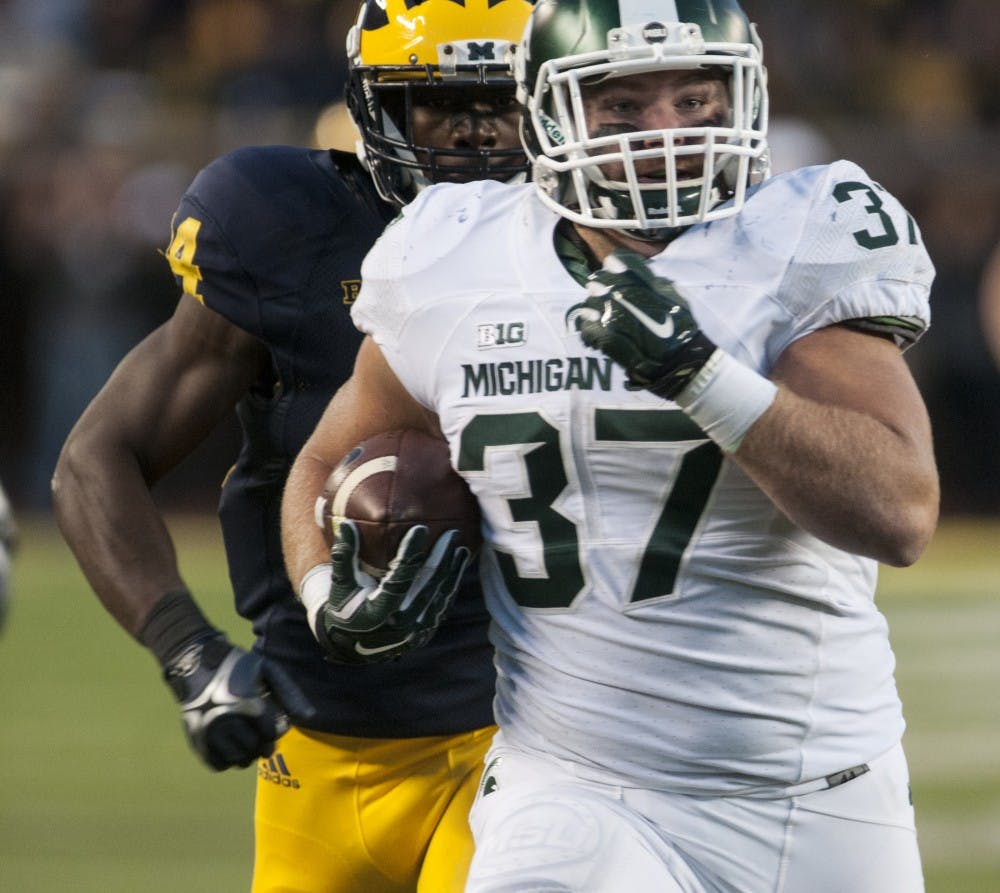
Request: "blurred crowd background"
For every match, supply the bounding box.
[1,0,999,517]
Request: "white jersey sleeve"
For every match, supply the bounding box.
[768,160,931,339]
[643,160,933,377]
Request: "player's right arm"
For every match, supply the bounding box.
[53,295,312,769]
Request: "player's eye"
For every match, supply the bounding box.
[604,98,639,116]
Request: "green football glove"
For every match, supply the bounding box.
[305,521,470,665]
[572,250,717,400]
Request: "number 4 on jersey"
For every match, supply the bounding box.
[166,215,204,301]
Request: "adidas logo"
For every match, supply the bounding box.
[258,752,301,789]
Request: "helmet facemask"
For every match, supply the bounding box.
[519,18,770,239]
[348,60,528,206]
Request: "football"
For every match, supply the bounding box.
[315,428,481,578]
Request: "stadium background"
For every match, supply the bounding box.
[0,1,997,890]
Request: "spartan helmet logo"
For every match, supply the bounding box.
[479,756,502,797]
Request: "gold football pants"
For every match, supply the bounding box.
[251,724,495,893]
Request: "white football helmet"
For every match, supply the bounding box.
[517,0,770,238]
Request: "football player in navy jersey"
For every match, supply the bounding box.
[52,2,533,891]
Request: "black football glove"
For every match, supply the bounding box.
[162,634,315,771]
[307,521,469,665]
[571,250,717,400]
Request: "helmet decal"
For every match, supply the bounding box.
[539,111,566,146]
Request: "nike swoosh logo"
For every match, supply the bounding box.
[354,637,409,657]
[612,291,676,339]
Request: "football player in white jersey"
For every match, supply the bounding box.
[282,0,939,890]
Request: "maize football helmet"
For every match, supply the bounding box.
[347,0,535,205]
[516,0,769,238]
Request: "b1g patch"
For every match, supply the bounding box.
[478,321,526,349]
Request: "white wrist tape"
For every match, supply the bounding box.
[674,350,778,453]
[298,563,334,633]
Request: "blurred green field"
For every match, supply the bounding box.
[1,514,998,892]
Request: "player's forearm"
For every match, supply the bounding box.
[281,449,336,591]
[732,387,939,566]
[280,339,438,590]
[52,432,187,636]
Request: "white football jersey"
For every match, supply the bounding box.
[353,161,934,796]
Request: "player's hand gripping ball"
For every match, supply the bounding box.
[316,428,481,575]
[307,429,481,664]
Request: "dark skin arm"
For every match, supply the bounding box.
[52,294,268,636]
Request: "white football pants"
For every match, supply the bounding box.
[466,738,923,892]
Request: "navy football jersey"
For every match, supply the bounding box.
[166,147,495,735]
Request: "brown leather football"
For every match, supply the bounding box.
[315,428,481,577]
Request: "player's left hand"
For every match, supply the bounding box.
[305,521,470,665]
[571,250,717,400]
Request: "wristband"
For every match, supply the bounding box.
[298,563,334,633]
[138,589,218,668]
[674,350,778,453]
